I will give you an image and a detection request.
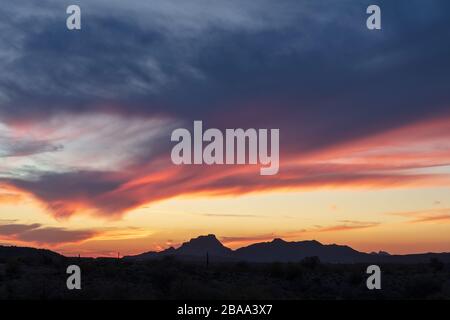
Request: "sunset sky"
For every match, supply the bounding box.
[0,0,449,257]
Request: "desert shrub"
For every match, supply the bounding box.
[429,258,444,272]
[347,271,364,287]
[235,261,249,272]
[5,259,21,278]
[285,263,303,280]
[301,256,321,270]
[404,276,442,299]
[269,262,284,278]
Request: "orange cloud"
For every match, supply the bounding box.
[0,193,22,204]
[285,220,381,236]
[388,208,450,224]
[411,215,450,223]
[2,115,450,219]
[313,222,381,232]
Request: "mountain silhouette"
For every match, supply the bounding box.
[2,235,450,264]
[0,245,63,261]
[124,234,450,263]
[128,234,233,261]
[176,234,233,257]
[2,237,450,300]
[234,238,367,263]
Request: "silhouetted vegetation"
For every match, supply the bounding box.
[429,258,445,272]
[0,254,449,299]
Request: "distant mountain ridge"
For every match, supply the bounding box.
[176,234,233,257]
[124,234,450,264]
[0,245,63,261]
[2,235,450,264]
[127,234,235,261]
[234,238,367,263]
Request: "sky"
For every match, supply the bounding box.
[0,0,449,257]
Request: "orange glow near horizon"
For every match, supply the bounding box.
[1,115,450,257]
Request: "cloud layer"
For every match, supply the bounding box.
[0,223,98,245]
[1,0,449,218]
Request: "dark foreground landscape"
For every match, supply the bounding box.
[1,235,450,300]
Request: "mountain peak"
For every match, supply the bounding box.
[177,234,232,257]
[199,234,219,240]
[370,250,391,256]
[185,234,221,245]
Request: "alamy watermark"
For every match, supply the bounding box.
[171,121,279,175]
[66,4,381,32]
[366,265,381,290]
[66,265,81,290]
[66,5,81,30]
[366,5,381,30]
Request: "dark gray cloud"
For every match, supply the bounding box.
[3,170,126,217]
[0,137,63,158]
[0,222,98,244]
[1,0,449,144]
[0,223,41,235]
[17,227,98,244]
